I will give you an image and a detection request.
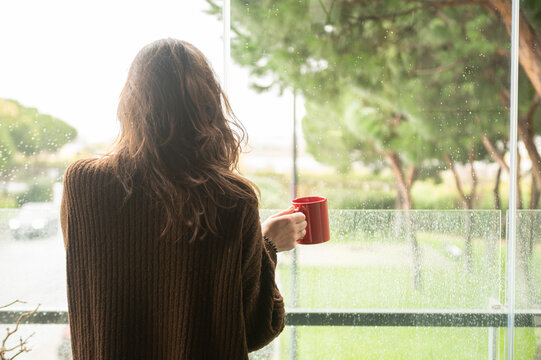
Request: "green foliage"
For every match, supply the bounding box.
[0,125,14,170]
[248,171,290,209]
[16,178,53,206]
[303,96,380,172]
[250,168,538,211]
[249,169,398,210]
[411,181,458,209]
[0,195,17,208]
[325,188,395,210]
[207,0,529,209]
[0,98,77,163]
[523,0,541,31]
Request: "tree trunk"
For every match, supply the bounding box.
[464,150,478,272]
[530,172,540,210]
[444,153,471,209]
[468,148,478,208]
[385,152,422,290]
[492,166,506,241]
[494,166,502,210]
[482,134,509,174]
[481,135,507,235]
[520,130,541,184]
[395,182,403,209]
[481,134,522,208]
[386,152,415,210]
[484,0,541,99]
[392,183,403,240]
[518,118,541,189]
[444,152,477,272]
[506,143,523,210]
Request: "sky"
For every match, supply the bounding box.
[0,0,301,148]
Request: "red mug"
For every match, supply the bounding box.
[291,196,330,245]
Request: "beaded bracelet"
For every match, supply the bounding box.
[263,235,278,253]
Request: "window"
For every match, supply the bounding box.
[1,1,539,359]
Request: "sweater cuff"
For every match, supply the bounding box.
[263,236,278,265]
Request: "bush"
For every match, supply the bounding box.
[0,195,18,208]
[16,178,53,206]
[249,172,290,209]
[248,170,398,210]
[412,181,458,209]
[247,169,524,211]
[324,188,396,209]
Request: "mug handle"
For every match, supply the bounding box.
[288,204,305,241]
[274,205,305,240]
[275,204,301,217]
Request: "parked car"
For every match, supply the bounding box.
[9,202,59,240]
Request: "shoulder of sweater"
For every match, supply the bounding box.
[63,157,115,188]
[65,156,114,176]
[229,176,260,207]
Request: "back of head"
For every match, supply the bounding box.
[108,38,256,241]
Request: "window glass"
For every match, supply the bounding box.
[221,0,530,358]
[516,210,541,359]
[0,1,223,358]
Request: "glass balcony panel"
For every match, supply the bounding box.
[267,210,503,310]
[253,209,505,359]
[515,210,541,359]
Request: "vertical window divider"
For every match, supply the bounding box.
[507,0,520,358]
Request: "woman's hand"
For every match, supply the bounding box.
[261,206,307,252]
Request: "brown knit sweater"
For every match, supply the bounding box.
[60,158,285,360]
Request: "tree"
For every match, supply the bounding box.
[0,98,77,177]
[0,301,39,360]
[206,0,518,289]
[210,0,541,197]
[303,89,428,288]
[371,0,541,194]
[0,100,18,170]
[209,0,453,209]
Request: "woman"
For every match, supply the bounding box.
[60,38,306,360]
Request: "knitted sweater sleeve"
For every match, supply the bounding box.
[60,173,70,250]
[60,160,82,250]
[241,201,286,352]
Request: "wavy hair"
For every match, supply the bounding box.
[104,38,257,242]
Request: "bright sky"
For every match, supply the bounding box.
[0,0,298,148]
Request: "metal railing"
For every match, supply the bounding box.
[2,309,540,327]
[2,308,540,360]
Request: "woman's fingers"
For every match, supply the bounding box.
[272,205,295,218]
[290,212,306,224]
[261,211,308,252]
[296,220,307,232]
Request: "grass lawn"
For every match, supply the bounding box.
[257,229,541,359]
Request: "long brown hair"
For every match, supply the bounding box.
[104,38,257,242]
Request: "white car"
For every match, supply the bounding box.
[9,202,59,240]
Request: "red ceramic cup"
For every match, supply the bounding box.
[291,196,330,245]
